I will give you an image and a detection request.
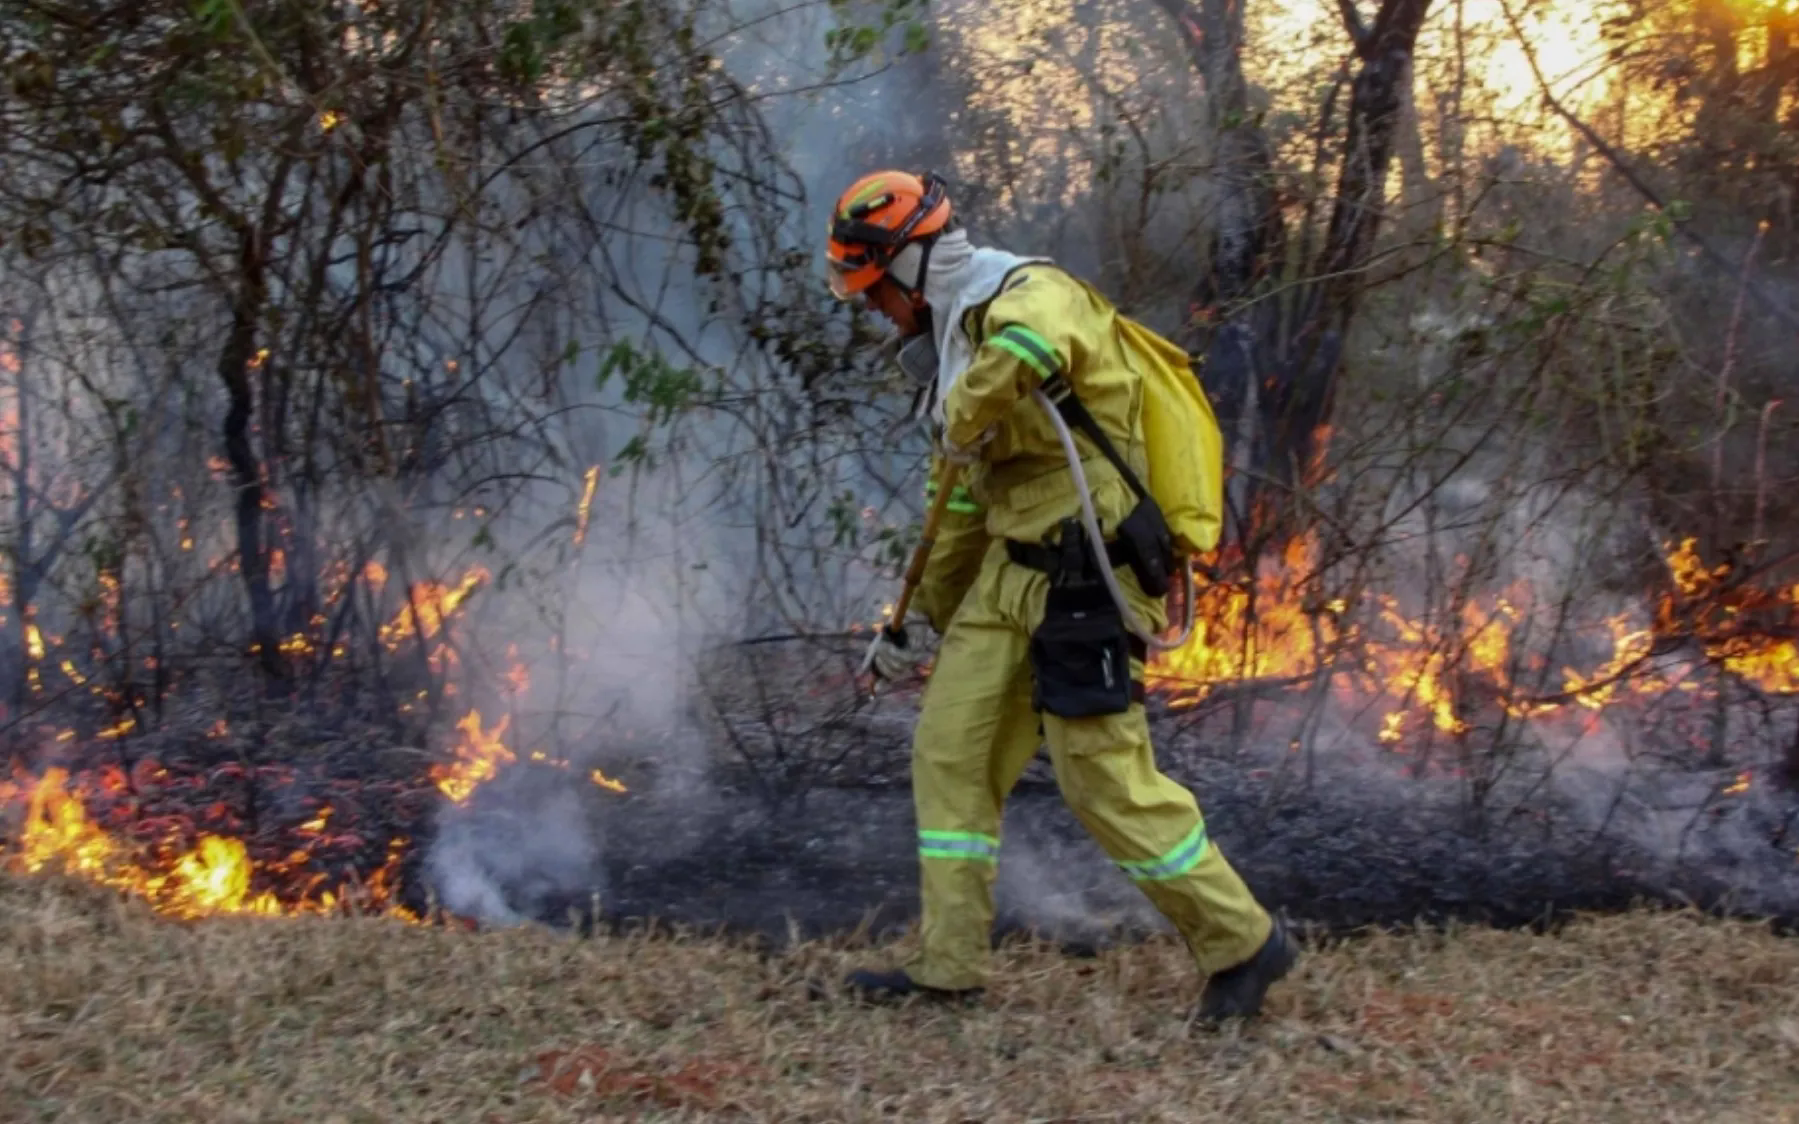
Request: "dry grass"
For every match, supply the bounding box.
[3,875,1797,1123]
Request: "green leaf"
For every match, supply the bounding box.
[192,0,231,36]
[499,22,544,85]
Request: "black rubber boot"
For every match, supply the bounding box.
[1194,918,1300,1025]
[843,968,981,1005]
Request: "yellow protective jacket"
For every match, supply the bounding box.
[913,263,1156,633]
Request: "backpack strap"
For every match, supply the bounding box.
[1035,371,1152,506]
[963,264,1152,506]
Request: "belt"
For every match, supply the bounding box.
[1006,537,1150,669]
[1005,536,1131,574]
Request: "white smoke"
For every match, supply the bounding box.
[426,782,603,926]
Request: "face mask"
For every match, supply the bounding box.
[889,332,942,430]
[894,332,938,387]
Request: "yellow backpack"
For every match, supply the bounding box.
[1112,315,1226,556]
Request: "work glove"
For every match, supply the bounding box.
[859,615,933,682]
[939,426,995,467]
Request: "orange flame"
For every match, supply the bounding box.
[433,708,629,804]
[378,567,490,650]
[1151,534,1799,745]
[589,768,628,794]
[574,466,600,546]
[432,709,517,804]
[5,769,412,920]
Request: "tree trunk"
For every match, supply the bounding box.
[1154,0,1435,532]
[219,229,286,687]
[1153,0,1287,535]
[1287,0,1436,468]
[7,308,35,711]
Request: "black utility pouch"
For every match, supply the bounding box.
[1114,496,1176,598]
[1029,580,1136,718]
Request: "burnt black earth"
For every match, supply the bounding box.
[430,689,1799,949]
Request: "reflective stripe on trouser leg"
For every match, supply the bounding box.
[1043,685,1271,976]
[918,830,999,862]
[904,558,1042,993]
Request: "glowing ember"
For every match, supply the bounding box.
[503,647,531,695]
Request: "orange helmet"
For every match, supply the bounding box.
[825,170,954,300]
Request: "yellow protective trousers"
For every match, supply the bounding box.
[903,543,1272,992]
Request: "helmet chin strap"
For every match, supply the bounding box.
[888,228,945,306]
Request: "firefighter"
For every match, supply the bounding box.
[827,170,1298,1022]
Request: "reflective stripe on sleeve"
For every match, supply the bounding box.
[989,323,1061,381]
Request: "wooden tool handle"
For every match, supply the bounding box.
[886,463,964,630]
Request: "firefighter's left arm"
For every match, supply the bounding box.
[911,458,989,635]
[942,266,1085,452]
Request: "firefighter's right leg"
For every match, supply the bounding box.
[899,586,1039,992]
[847,558,1040,998]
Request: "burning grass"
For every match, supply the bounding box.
[3,874,1796,1123]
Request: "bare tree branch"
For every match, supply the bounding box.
[1497,0,1799,335]
[1336,0,1372,52]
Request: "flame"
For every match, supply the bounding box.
[378,567,489,650]
[574,465,600,546]
[10,500,1787,931]
[1152,535,1799,747]
[1153,536,1335,690]
[432,708,629,804]
[432,709,517,804]
[590,768,628,794]
[5,768,412,920]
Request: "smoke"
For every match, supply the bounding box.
[994,825,1167,942]
[426,775,604,926]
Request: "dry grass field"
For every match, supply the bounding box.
[3,873,1798,1123]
